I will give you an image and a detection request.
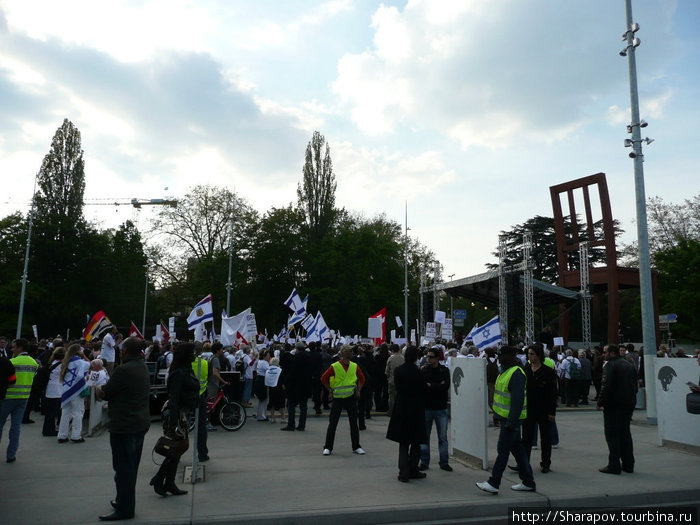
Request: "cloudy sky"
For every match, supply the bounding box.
[1,0,698,283]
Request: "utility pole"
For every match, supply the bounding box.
[448,274,455,318]
[621,0,657,424]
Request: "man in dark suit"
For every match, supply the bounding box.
[281,342,313,431]
[597,344,638,475]
[386,346,427,482]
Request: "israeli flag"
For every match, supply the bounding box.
[471,315,501,349]
[187,294,214,330]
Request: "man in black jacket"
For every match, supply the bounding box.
[97,337,151,521]
[419,347,452,471]
[597,344,638,475]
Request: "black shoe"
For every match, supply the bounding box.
[507,464,519,472]
[110,501,118,509]
[280,427,294,431]
[198,455,209,462]
[541,466,551,473]
[149,476,167,497]
[397,475,409,482]
[7,457,16,463]
[57,438,69,443]
[599,466,621,475]
[622,466,634,473]
[99,511,133,521]
[71,438,85,443]
[22,419,35,424]
[440,464,453,472]
[418,463,428,471]
[315,409,322,415]
[409,471,427,479]
[164,483,187,496]
[43,432,58,437]
[295,427,305,431]
[358,426,366,431]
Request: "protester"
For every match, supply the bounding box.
[520,344,557,473]
[387,346,427,482]
[57,344,91,443]
[41,347,65,437]
[419,347,452,472]
[95,337,150,520]
[266,356,284,423]
[281,342,312,432]
[321,345,365,456]
[597,344,638,474]
[151,343,199,497]
[101,327,118,376]
[476,345,535,494]
[255,349,271,421]
[0,338,35,463]
[385,344,404,416]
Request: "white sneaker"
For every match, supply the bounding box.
[532,445,538,450]
[476,481,499,494]
[511,482,536,492]
[353,447,365,455]
[552,444,559,449]
[322,448,331,456]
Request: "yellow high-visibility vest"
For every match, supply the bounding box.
[493,365,527,420]
[544,357,556,369]
[329,361,358,398]
[6,354,38,400]
[192,357,209,396]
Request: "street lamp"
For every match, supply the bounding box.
[16,173,38,339]
[621,0,657,424]
[448,273,455,317]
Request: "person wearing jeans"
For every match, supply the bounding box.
[0,338,38,462]
[476,346,535,494]
[419,349,452,471]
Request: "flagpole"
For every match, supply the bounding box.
[141,270,148,336]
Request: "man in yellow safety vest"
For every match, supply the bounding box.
[321,345,365,456]
[0,338,38,463]
[476,345,535,494]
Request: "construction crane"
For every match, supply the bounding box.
[83,198,178,208]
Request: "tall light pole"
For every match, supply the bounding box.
[16,173,38,339]
[403,202,409,342]
[620,0,657,424]
[226,200,236,315]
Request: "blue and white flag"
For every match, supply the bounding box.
[187,294,214,330]
[471,316,501,349]
[300,313,314,331]
[283,288,304,312]
[306,311,329,343]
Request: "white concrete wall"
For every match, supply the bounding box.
[450,357,488,469]
[654,358,700,447]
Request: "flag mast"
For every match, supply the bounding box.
[403,201,409,343]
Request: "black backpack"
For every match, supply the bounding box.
[156,351,170,371]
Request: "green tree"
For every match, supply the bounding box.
[0,213,28,336]
[33,119,86,241]
[149,185,259,323]
[297,131,337,246]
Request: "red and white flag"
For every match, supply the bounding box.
[370,307,386,345]
[129,321,144,340]
[160,320,170,344]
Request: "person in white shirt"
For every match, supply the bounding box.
[57,344,91,443]
[255,350,271,421]
[42,347,66,437]
[86,359,110,387]
[101,327,118,375]
[561,349,581,407]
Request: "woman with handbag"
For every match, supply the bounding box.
[151,343,199,497]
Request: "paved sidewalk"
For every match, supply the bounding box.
[0,408,698,524]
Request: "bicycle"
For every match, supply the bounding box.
[162,388,247,432]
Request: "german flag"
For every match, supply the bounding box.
[83,311,113,341]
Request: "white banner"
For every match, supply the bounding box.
[425,322,437,340]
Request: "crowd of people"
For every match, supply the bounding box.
[0,331,698,519]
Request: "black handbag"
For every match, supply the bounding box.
[153,434,189,458]
[686,392,700,415]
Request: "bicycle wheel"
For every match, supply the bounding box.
[218,400,246,431]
